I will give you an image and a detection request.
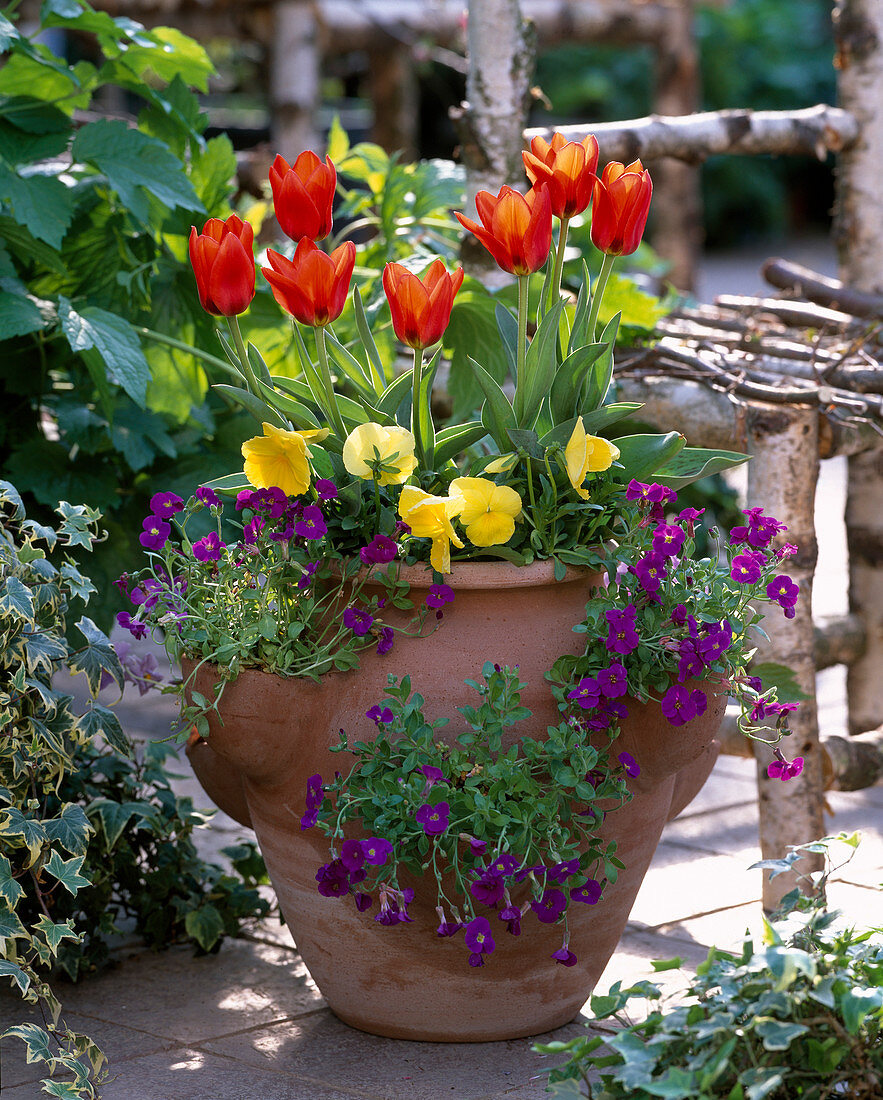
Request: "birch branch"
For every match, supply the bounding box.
[762,258,883,319]
[525,104,859,165]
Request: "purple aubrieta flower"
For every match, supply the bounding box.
[729,525,750,546]
[652,523,686,559]
[597,662,628,699]
[426,583,455,609]
[195,486,221,508]
[766,574,800,610]
[300,773,324,830]
[415,801,450,836]
[116,611,148,640]
[315,859,349,898]
[354,892,373,912]
[605,605,640,655]
[677,506,704,535]
[617,752,641,778]
[530,888,567,924]
[149,491,185,519]
[420,764,444,787]
[730,550,765,585]
[498,904,522,936]
[139,515,170,552]
[253,486,289,519]
[235,489,257,512]
[552,945,578,966]
[470,869,506,907]
[295,504,327,540]
[568,676,601,710]
[633,551,667,594]
[570,879,603,904]
[193,531,226,562]
[467,836,488,856]
[775,543,798,560]
[361,837,393,866]
[297,561,319,590]
[366,704,394,726]
[242,516,265,545]
[129,578,163,609]
[670,603,687,627]
[660,684,708,727]
[315,478,338,501]
[340,839,366,872]
[376,626,395,656]
[768,755,804,781]
[486,853,519,876]
[343,606,374,636]
[548,859,581,884]
[463,916,495,963]
[359,534,398,566]
[698,620,733,663]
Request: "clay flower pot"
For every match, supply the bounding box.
[185,560,723,1041]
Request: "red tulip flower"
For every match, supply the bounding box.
[261,238,356,327]
[382,259,465,350]
[455,185,552,276]
[188,215,255,317]
[590,160,653,257]
[522,133,599,220]
[269,150,336,242]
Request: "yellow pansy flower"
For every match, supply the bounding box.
[483,453,518,474]
[564,419,620,500]
[398,485,464,573]
[241,422,329,497]
[449,477,522,547]
[342,422,418,486]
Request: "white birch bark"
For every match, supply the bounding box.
[270,0,321,159]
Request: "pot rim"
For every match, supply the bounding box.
[359,557,596,592]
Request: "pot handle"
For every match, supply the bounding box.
[186,731,254,829]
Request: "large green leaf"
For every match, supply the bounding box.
[612,432,686,482]
[434,420,487,466]
[43,803,93,855]
[0,289,46,338]
[67,617,124,696]
[443,286,510,420]
[548,341,609,424]
[0,163,75,248]
[71,118,202,223]
[0,575,34,620]
[466,356,515,453]
[87,798,147,851]
[58,297,151,407]
[652,446,749,489]
[184,904,226,952]
[515,299,564,428]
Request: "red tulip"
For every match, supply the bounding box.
[522,133,599,220]
[455,185,552,276]
[382,259,465,350]
[261,238,356,326]
[188,215,255,317]
[269,150,336,242]
[590,160,653,257]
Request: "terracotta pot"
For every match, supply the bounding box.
[185,559,724,1042]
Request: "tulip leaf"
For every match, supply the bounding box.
[214,331,249,380]
[568,261,593,353]
[212,383,288,429]
[506,427,543,459]
[255,379,321,429]
[611,432,686,482]
[515,298,564,429]
[434,421,487,466]
[246,342,273,387]
[650,446,750,489]
[353,284,390,389]
[494,302,517,376]
[201,471,252,495]
[467,356,515,452]
[580,311,619,413]
[375,371,413,424]
[323,329,377,400]
[414,347,441,468]
[288,322,347,435]
[549,341,610,424]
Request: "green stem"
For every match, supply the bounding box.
[411,346,427,472]
[138,327,241,379]
[313,325,348,440]
[227,315,262,399]
[515,274,530,424]
[546,215,571,314]
[586,252,617,341]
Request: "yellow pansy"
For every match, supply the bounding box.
[564,419,620,500]
[241,422,329,497]
[342,422,418,486]
[398,485,464,573]
[449,477,522,547]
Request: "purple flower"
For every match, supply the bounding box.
[676,639,705,683]
[731,551,765,584]
[359,535,398,566]
[625,479,650,502]
[235,489,257,511]
[421,764,444,786]
[470,870,506,907]
[343,606,374,636]
[598,662,628,699]
[242,516,265,545]
[570,879,603,904]
[252,487,288,518]
[549,859,580,884]
[361,838,393,866]
[498,904,522,936]
[315,478,338,501]
[119,650,163,696]
[315,859,349,898]
[661,684,707,726]
[748,514,787,548]
[139,515,171,552]
[552,946,578,966]
[617,752,641,778]
[464,916,495,957]
[468,836,488,856]
[768,756,804,781]
[487,853,519,876]
[340,839,366,873]
[426,584,455,609]
[193,531,226,562]
[195,486,221,508]
[531,888,567,924]
[375,884,413,925]
[677,506,704,535]
[116,611,148,640]
[633,551,667,594]
[766,574,800,610]
[729,525,750,546]
[568,676,601,710]
[415,801,450,836]
[297,561,319,590]
[376,626,395,655]
[366,704,394,726]
[698,620,733,663]
[605,605,640,655]
[354,892,373,912]
[652,523,685,558]
[436,919,461,937]
[776,543,798,560]
[670,603,687,626]
[149,492,185,519]
[114,573,130,596]
[295,504,327,540]
[300,774,324,829]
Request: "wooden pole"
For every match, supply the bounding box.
[745,402,825,910]
[834,0,883,736]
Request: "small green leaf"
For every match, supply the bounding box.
[0,960,30,996]
[0,575,34,620]
[184,904,226,952]
[44,850,90,895]
[43,803,93,855]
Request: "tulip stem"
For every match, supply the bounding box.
[516,274,529,390]
[412,346,428,472]
[586,253,617,342]
[314,325,348,440]
[227,315,262,399]
[546,216,571,314]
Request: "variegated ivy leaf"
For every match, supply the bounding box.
[0,854,24,908]
[67,618,123,695]
[0,807,48,867]
[32,914,81,957]
[0,575,34,620]
[1,1022,53,1064]
[43,803,93,855]
[22,629,68,677]
[55,501,102,550]
[60,562,96,603]
[0,959,30,997]
[43,851,89,896]
[0,902,28,946]
[75,704,131,758]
